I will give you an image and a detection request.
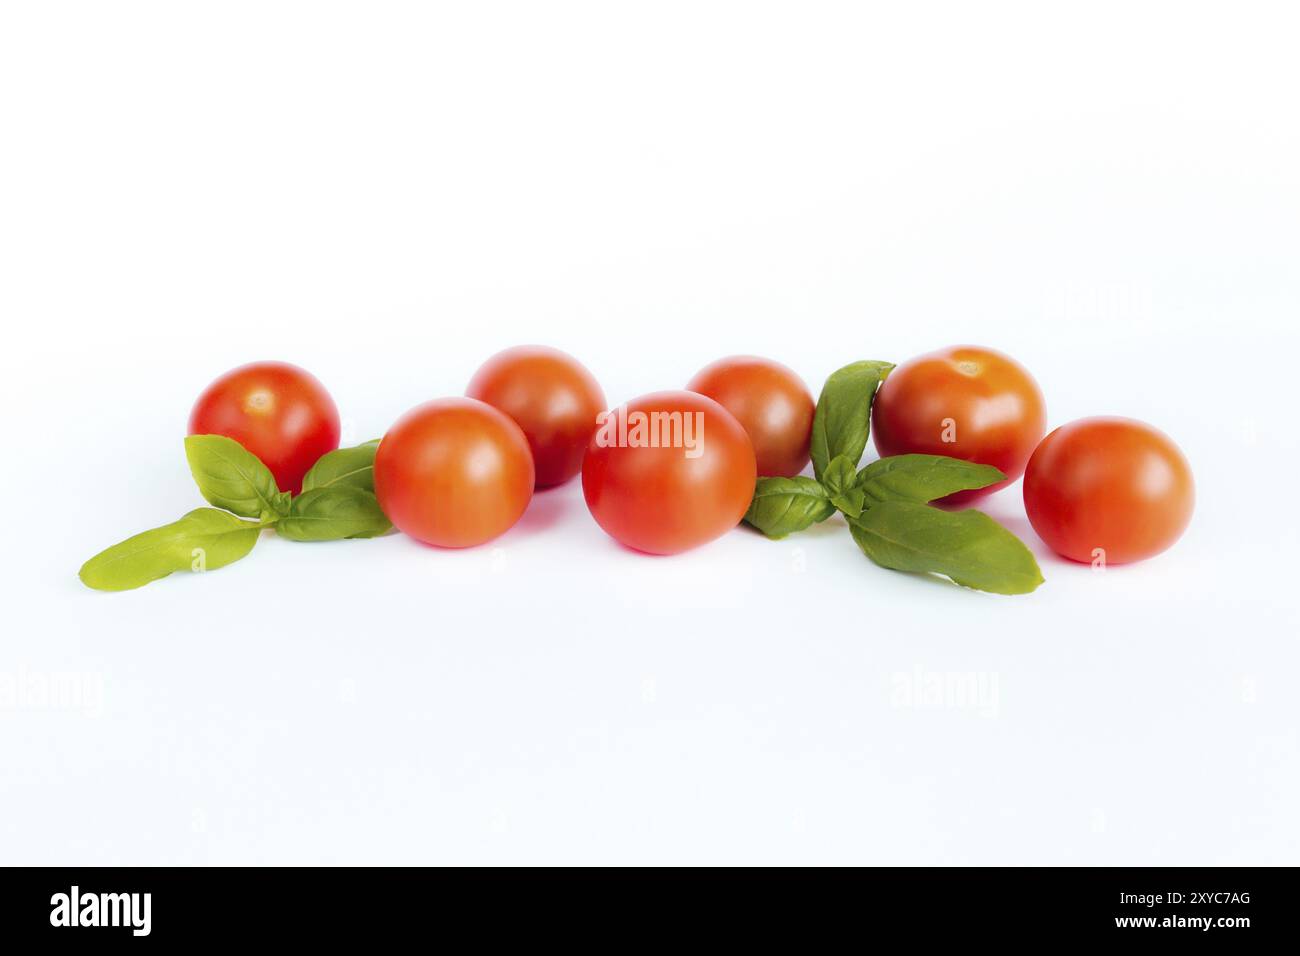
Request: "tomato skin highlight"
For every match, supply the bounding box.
[581,390,757,555]
[374,397,534,548]
[1023,416,1194,565]
[466,345,606,489]
[871,345,1046,504]
[188,361,341,495]
[686,355,815,478]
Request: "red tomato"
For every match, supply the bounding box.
[686,355,815,478]
[374,398,534,548]
[466,345,606,488]
[582,390,756,555]
[1023,417,1194,565]
[872,345,1046,504]
[188,361,341,495]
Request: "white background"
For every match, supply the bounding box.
[2,1,1297,865]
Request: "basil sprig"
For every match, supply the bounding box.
[743,361,1044,595]
[821,454,866,519]
[80,437,391,591]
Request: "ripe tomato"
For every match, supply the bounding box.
[188,361,341,495]
[466,345,606,488]
[1023,417,1194,565]
[374,397,534,548]
[871,345,1046,503]
[686,355,815,478]
[582,390,756,555]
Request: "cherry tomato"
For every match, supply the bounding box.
[188,361,341,495]
[1023,417,1194,565]
[466,345,606,488]
[686,355,815,478]
[582,390,756,555]
[374,397,534,548]
[872,345,1046,504]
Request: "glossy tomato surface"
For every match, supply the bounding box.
[188,361,340,495]
[1023,416,1194,565]
[466,345,606,488]
[686,355,815,477]
[374,397,534,548]
[582,390,756,555]
[871,345,1046,503]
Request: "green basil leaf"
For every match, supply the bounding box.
[276,486,392,541]
[820,455,857,497]
[830,487,866,519]
[847,500,1044,595]
[743,476,836,539]
[79,508,262,591]
[184,435,291,521]
[821,454,866,518]
[809,360,894,482]
[858,454,1006,504]
[301,439,381,493]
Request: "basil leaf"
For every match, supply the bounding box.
[301,439,381,493]
[276,486,392,541]
[79,508,261,591]
[809,360,894,482]
[831,488,866,519]
[847,500,1043,595]
[184,435,291,521]
[821,454,866,518]
[858,454,1006,504]
[821,455,857,497]
[743,476,836,539]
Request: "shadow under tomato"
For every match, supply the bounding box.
[509,485,571,537]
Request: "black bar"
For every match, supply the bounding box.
[0,866,1289,944]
